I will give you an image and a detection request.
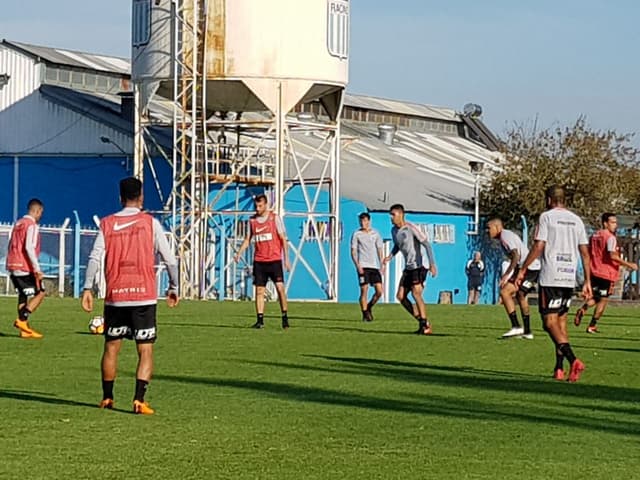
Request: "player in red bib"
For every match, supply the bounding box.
[81,178,179,415]
[234,194,291,329]
[6,199,46,339]
[574,213,637,333]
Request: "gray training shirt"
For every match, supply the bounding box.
[390,222,435,270]
[351,228,383,269]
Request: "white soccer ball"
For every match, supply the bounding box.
[89,316,105,335]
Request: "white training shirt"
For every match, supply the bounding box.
[535,207,588,288]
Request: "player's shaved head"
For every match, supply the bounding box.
[545,185,565,207]
[486,218,503,239]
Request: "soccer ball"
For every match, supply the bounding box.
[89,316,105,335]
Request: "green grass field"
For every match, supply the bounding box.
[1,298,638,479]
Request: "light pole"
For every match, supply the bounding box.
[100,135,131,173]
[468,160,484,235]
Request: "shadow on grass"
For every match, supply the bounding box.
[0,332,19,338]
[0,389,98,409]
[578,345,640,354]
[155,366,640,437]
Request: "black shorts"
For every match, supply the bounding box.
[467,280,482,291]
[400,267,427,289]
[538,286,573,316]
[10,273,45,301]
[509,268,539,295]
[359,268,382,286]
[104,304,157,344]
[591,275,614,301]
[253,261,284,287]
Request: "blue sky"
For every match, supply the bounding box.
[2,0,638,140]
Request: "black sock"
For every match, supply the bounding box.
[281,311,288,321]
[102,380,114,400]
[18,306,32,321]
[558,343,576,364]
[366,301,374,311]
[362,309,368,319]
[400,298,415,317]
[589,316,598,327]
[508,311,520,328]
[522,314,531,334]
[419,318,427,328]
[257,313,265,324]
[134,379,149,402]
[554,349,564,371]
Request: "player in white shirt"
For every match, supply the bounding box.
[517,186,592,382]
[487,219,541,339]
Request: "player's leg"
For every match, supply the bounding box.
[396,284,415,318]
[274,281,289,329]
[411,281,431,334]
[587,280,610,333]
[558,307,585,382]
[359,282,369,321]
[500,282,522,338]
[26,273,46,314]
[11,275,43,338]
[132,305,157,414]
[99,304,129,408]
[516,290,532,338]
[574,298,595,326]
[270,262,289,329]
[252,262,267,328]
[100,338,122,408]
[368,281,383,318]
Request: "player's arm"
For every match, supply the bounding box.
[25,224,43,279]
[383,243,399,264]
[275,215,291,271]
[412,225,437,277]
[350,233,362,273]
[500,249,520,286]
[516,240,544,288]
[579,244,592,299]
[153,219,180,307]
[234,229,253,263]
[376,234,386,273]
[81,230,105,312]
[609,237,638,270]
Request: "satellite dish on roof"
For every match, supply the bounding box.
[463,103,483,118]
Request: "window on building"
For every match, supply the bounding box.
[412,223,456,244]
[304,219,343,242]
[133,0,152,47]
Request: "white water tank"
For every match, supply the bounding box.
[132,0,350,117]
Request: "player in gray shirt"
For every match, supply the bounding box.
[351,212,385,322]
[487,218,541,339]
[518,186,591,383]
[383,204,437,335]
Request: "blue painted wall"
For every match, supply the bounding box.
[0,156,171,225]
[0,157,500,303]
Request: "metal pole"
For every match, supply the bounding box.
[72,210,81,298]
[473,174,480,235]
[13,156,19,222]
[58,217,70,297]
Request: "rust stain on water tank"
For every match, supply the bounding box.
[207,0,226,77]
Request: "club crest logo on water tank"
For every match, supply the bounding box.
[327,0,350,60]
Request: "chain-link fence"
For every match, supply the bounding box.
[0,219,170,299]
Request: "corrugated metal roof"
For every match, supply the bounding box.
[343,93,458,122]
[2,40,130,75]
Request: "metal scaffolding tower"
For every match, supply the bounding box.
[133,0,345,301]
